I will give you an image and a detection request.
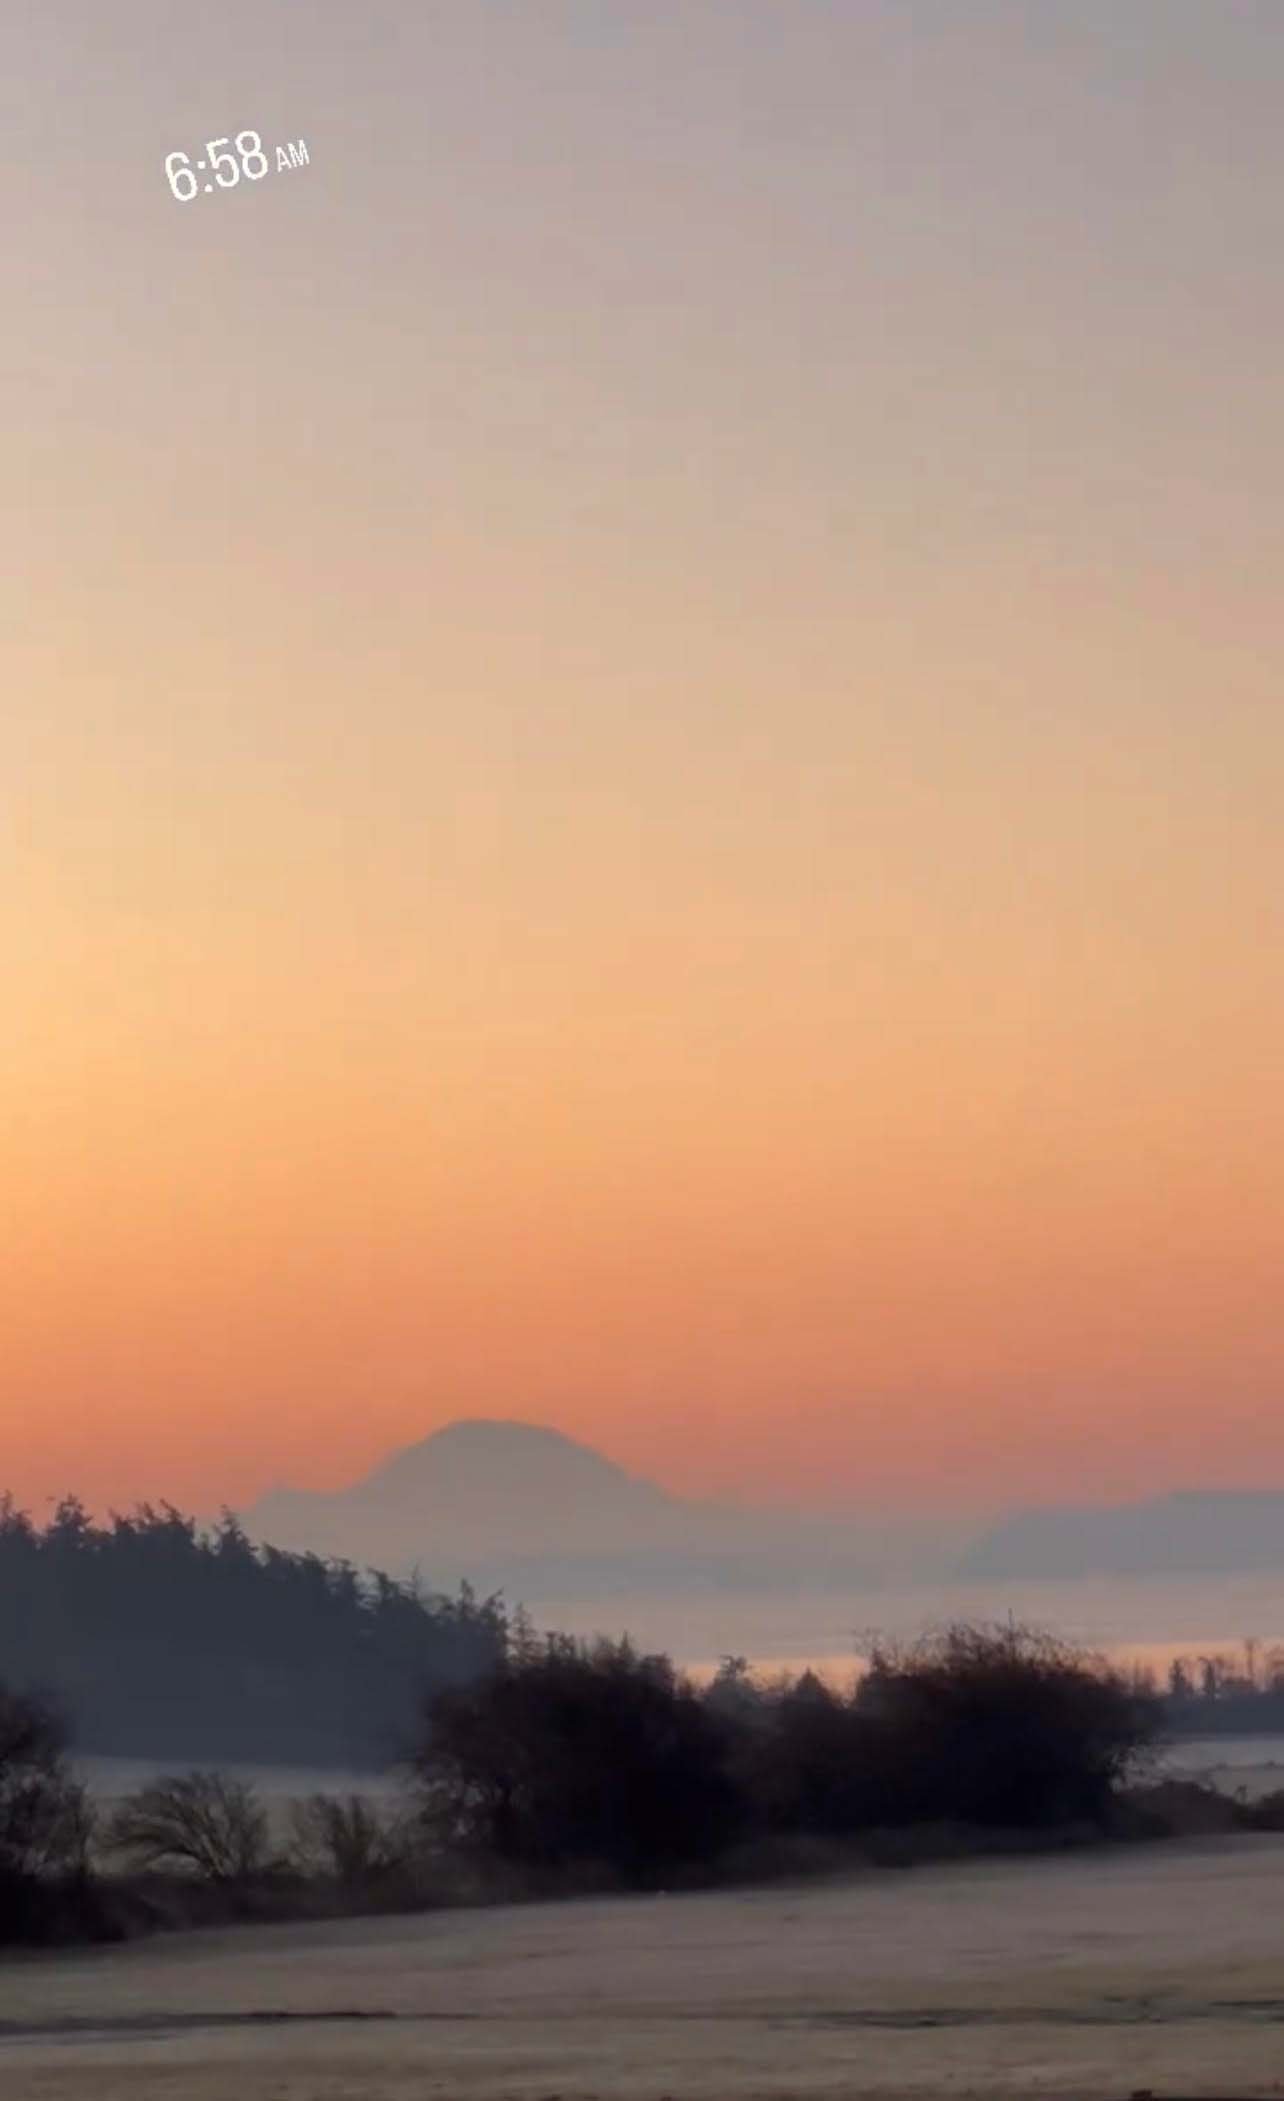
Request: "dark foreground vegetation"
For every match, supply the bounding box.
[0,1496,505,1765]
[419,1623,1156,1877]
[4,1618,1218,1951]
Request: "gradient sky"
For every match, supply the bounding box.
[6,1,1283,1518]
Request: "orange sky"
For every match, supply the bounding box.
[6,3,1283,1519]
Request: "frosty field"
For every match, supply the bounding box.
[8,1835,1284,2098]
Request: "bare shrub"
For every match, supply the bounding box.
[0,1683,96,1942]
[289,1792,408,1888]
[109,1771,269,1884]
[0,1685,92,1878]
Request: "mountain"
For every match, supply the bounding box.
[960,1490,1284,1580]
[251,1419,682,1565]
[245,1418,958,1625]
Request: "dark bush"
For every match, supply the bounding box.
[854,1622,1158,1828]
[737,1670,877,1835]
[417,1635,743,1884]
[723,1625,1157,1844]
[415,1622,1157,1886]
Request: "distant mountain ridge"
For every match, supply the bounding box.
[962,1489,1284,1580]
[248,1423,1284,1606]
[245,1417,923,1609]
[245,1422,1284,1653]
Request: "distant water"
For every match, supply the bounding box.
[534,1571,1284,1681]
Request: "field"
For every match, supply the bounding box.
[8,1835,1284,2098]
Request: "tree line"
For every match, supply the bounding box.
[0,1496,506,1767]
[417,1622,1156,1882]
[1160,1641,1284,1736]
[1,1616,1165,1942]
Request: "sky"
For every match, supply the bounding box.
[5,1,1283,1520]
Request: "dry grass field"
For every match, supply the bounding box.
[8,1835,1284,2099]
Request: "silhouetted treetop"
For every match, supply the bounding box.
[0,1494,506,1768]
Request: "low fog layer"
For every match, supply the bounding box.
[246,1420,1284,1667]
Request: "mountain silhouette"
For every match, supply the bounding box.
[252,1419,688,1562]
[244,1417,934,1614]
